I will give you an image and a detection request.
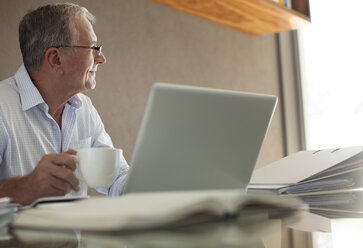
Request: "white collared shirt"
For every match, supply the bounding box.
[0,64,129,196]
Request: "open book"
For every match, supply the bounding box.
[249,146,363,193]
[13,190,303,231]
[248,146,363,217]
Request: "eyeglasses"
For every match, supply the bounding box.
[55,45,103,56]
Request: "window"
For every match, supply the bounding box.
[301,0,363,150]
[299,0,363,247]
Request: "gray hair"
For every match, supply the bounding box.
[19,3,96,73]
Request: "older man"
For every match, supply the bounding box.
[0,3,129,205]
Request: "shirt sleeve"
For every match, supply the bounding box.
[85,97,130,196]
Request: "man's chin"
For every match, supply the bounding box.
[85,80,96,91]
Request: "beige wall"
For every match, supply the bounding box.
[0,0,287,168]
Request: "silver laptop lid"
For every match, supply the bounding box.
[123,83,277,194]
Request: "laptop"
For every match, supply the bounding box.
[122,83,277,194]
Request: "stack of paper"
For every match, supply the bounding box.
[0,197,18,229]
[248,146,363,218]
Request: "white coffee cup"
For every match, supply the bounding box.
[73,147,121,188]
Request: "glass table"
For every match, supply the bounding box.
[1,206,360,248]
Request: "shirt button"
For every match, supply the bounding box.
[53,125,57,130]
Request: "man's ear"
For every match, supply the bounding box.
[44,48,64,75]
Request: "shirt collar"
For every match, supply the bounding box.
[15,64,45,111]
[14,64,83,111]
[68,95,82,109]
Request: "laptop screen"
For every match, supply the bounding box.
[123,83,277,194]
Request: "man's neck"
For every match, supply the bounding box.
[30,72,75,128]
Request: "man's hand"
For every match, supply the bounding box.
[0,149,80,205]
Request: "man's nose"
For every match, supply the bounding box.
[95,52,106,65]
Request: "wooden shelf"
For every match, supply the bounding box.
[152,0,310,36]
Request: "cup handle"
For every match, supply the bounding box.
[71,155,85,182]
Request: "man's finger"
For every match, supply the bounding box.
[47,185,68,197]
[49,177,72,193]
[46,153,77,171]
[65,149,77,155]
[49,166,80,191]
